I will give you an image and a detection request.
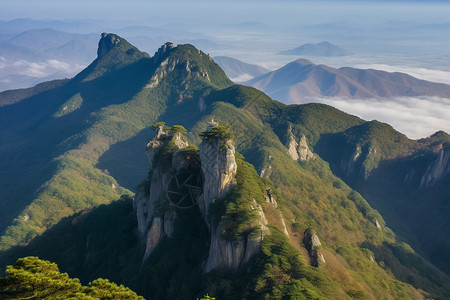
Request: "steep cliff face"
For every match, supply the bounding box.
[199,130,270,272]
[340,145,362,177]
[198,138,237,218]
[204,198,268,272]
[133,127,189,260]
[303,229,326,267]
[421,145,450,186]
[97,33,122,58]
[286,130,315,161]
[339,144,377,180]
[153,42,174,64]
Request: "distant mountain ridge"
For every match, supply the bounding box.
[213,56,269,82]
[0,28,98,91]
[0,19,221,92]
[280,41,351,56]
[247,58,450,103]
[9,28,98,62]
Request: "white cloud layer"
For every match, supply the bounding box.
[0,58,84,79]
[307,96,450,139]
[353,64,450,85]
[230,73,254,83]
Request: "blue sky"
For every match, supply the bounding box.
[1,0,449,26]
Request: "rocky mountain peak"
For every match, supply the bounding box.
[97,33,122,58]
[153,42,175,64]
[76,33,149,82]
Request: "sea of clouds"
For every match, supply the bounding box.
[0,56,83,78]
[308,96,450,139]
[353,64,450,85]
[0,56,84,90]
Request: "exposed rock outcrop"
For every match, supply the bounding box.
[420,146,450,186]
[280,217,289,236]
[286,130,315,161]
[134,128,188,260]
[304,229,326,267]
[341,145,362,177]
[264,188,277,207]
[259,164,271,178]
[145,56,178,89]
[205,198,268,272]
[298,135,316,161]
[287,136,300,161]
[199,131,268,272]
[198,138,237,219]
[153,42,174,64]
[97,33,121,58]
[260,156,273,178]
[374,218,381,230]
[340,144,377,180]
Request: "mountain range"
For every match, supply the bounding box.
[0,33,449,299]
[0,19,221,92]
[247,58,450,103]
[0,28,98,91]
[8,28,99,63]
[280,41,351,57]
[213,56,269,82]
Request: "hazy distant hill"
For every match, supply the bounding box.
[214,56,269,82]
[280,41,351,56]
[0,28,98,91]
[9,28,98,63]
[0,40,48,60]
[0,18,104,36]
[247,58,450,103]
